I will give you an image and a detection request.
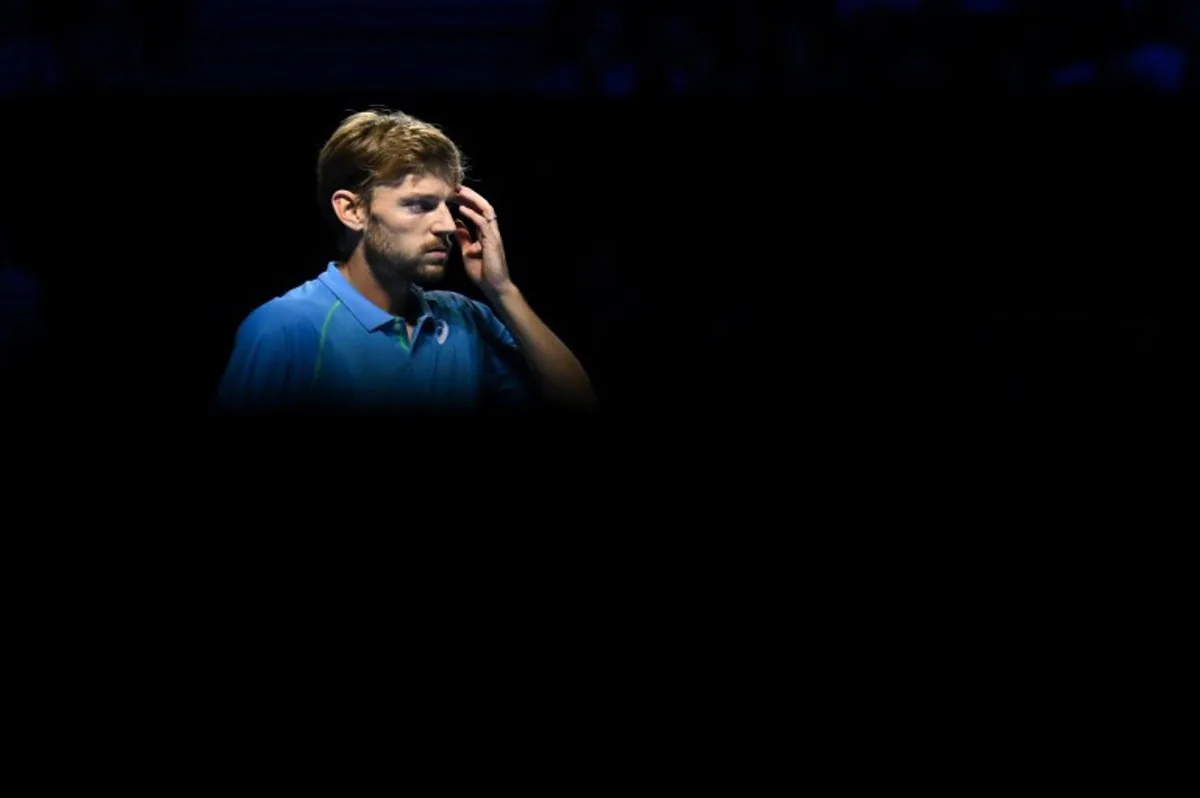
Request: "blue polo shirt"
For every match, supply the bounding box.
[215,263,532,413]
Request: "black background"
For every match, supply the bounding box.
[0,2,1191,462]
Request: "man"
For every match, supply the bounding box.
[215,109,596,416]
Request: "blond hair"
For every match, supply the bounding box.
[316,109,466,251]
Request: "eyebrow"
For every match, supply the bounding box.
[402,193,457,204]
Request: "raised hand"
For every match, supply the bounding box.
[453,185,513,294]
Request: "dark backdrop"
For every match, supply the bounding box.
[0,1,1192,448]
[0,6,1188,732]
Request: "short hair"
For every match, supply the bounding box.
[316,108,466,253]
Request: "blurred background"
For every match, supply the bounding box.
[0,0,1191,435]
[4,0,1197,97]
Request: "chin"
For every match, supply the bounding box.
[414,264,446,282]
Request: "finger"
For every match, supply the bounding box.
[454,219,483,258]
[454,218,473,248]
[457,203,496,234]
[454,185,495,219]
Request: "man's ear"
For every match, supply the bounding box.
[331,189,366,231]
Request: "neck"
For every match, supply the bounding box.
[339,248,409,317]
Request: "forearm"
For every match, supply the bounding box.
[484,283,597,409]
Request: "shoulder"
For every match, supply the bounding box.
[237,290,334,341]
[424,289,480,316]
[424,290,503,329]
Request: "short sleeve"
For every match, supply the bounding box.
[471,299,534,406]
[214,302,317,413]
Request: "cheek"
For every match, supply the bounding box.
[369,223,420,256]
[371,216,415,243]
[367,220,395,243]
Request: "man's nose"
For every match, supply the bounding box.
[431,203,456,234]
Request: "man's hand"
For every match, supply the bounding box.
[451,184,597,410]
[453,185,514,295]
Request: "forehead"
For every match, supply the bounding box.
[376,173,456,199]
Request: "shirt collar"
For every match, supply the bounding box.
[317,262,435,332]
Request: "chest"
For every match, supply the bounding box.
[316,319,480,405]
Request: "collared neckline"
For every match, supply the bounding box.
[318,262,435,332]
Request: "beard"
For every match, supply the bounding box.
[361,215,447,297]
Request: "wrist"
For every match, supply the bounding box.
[483,280,521,303]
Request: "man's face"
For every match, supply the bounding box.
[360,173,458,288]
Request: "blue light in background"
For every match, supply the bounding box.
[1125,42,1187,93]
